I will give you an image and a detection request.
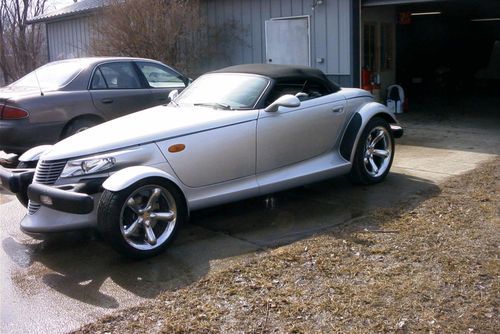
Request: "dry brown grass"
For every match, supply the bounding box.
[75,158,499,334]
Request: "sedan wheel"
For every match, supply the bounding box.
[98,178,186,258]
[349,117,394,185]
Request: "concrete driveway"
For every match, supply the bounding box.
[1,110,498,333]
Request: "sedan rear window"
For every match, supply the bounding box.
[10,60,86,90]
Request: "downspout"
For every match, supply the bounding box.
[352,0,362,87]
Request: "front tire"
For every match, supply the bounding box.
[349,117,394,185]
[97,178,186,259]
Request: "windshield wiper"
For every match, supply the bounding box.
[193,102,232,110]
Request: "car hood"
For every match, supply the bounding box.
[42,105,259,161]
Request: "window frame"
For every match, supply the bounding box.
[88,60,147,90]
[135,61,188,89]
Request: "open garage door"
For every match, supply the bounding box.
[362,0,500,121]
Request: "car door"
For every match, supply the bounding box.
[135,61,187,105]
[89,61,153,119]
[256,91,347,173]
[156,110,258,188]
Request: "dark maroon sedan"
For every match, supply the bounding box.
[0,57,189,155]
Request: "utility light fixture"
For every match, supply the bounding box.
[410,11,442,16]
[470,18,500,22]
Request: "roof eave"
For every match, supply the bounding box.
[27,7,100,24]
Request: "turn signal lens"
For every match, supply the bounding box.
[168,144,186,153]
[0,104,29,120]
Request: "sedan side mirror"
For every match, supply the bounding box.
[264,94,301,112]
[168,89,179,102]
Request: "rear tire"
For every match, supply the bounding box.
[62,117,101,138]
[16,161,37,208]
[97,178,186,259]
[349,117,394,185]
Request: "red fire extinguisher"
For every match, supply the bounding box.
[362,67,373,92]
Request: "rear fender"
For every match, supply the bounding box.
[19,145,53,163]
[340,102,398,163]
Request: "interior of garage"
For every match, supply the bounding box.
[361,0,500,118]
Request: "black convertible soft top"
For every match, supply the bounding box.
[212,64,340,93]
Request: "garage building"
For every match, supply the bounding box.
[30,0,499,104]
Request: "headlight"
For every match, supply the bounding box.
[60,156,116,178]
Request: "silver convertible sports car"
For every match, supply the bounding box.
[0,64,403,258]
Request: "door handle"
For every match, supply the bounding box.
[332,107,344,113]
[101,98,114,104]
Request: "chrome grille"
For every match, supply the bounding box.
[28,159,67,215]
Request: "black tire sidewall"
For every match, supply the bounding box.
[350,117,395,185]
[62,118,100,139]
[15,161,37,207]
[97,177,186,259]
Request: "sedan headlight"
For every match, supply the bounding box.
[60,156,116,178]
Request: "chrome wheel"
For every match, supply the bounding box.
[363,126,392,178]
[119,185,177,251]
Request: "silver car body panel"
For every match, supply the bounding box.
[257,94,348,173]
[52,143,167,186]
[102,164,180,193]
[19,145,53,162]
[155,117,257,187]
[42,106,258,161]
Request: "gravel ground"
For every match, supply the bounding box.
[75,158,499,334]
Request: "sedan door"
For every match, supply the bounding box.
[89,61,153,119]
[256,93,347,173]
[135,61,187,105]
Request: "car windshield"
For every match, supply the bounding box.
[9,60,86,90]
[174,73,269,110]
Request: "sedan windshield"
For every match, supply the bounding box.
[175,73,269,110]
[9,59,86,90]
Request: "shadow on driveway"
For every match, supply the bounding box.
[2,172,439,309]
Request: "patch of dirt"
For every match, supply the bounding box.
[75,158,499,334]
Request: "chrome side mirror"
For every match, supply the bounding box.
[168,89,179,102]
[264,94,301,112]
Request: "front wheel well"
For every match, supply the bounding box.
[154,177,189,217]
[104,175,189,217]
[373,112,397,125]
[97,176,188,258]
[340,112,396,162]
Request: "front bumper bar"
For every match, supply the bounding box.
[28,183,95,214]
[1,165,102,215]
[390,124,404,138]
[27,178,105,215]
[0,165,34,194]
